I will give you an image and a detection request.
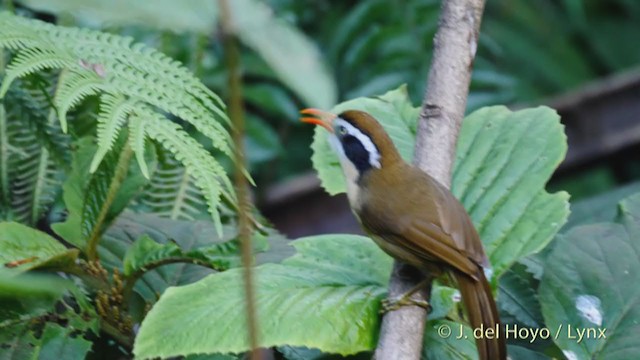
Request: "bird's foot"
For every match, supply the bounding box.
[380,296,431,314]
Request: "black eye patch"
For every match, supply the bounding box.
[342,135,373,173]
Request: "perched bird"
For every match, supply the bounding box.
[301,108,506,360]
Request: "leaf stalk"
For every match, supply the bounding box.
[86,139,133,260]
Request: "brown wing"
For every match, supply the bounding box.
[426,173,490,268]
[402,219,480,277]
[358,163,489,276]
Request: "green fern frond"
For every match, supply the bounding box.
[0,48,72,98]
[133,109,235,236]
[0,12,238,227]
[90,94,137,173]
[129,113,149,179]
[99,67,232,156]
[1,85,65,225]
[134,154,209,221]
[10,143,61,224]
[54,69,105,132]
[0,12,232,156]
[10,76,71,162]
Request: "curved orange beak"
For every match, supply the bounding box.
[300,108,336,133]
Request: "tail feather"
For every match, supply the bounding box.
[455,271,506,360]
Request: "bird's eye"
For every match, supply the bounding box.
[338,126,347,135]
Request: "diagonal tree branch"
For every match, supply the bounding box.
[374,0,486,358]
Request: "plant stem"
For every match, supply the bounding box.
[0,49,8,210]
[100,320,133,349]
[375,0,486,358]
[0,103,7,210]
[86,140,134,261]
[218,1,261,359]
[170,168,192,219]
[3,0,14,13]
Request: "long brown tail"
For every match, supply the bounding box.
[454,270,506,360]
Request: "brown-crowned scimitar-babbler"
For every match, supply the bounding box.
[301,108,506,360]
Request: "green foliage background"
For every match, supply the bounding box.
[16,0,640,190]
[0,1,639,360]
[135,88,571,359]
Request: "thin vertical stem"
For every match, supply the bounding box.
[0,103,8,209]
[0,49,9,213]
[3,0,14,13]
[86,140,133,260]
[218,1,261,359]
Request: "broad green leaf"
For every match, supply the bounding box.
[0,272,97,328]
[245,114,283,165]
[311,87,569,277]
[561,181,640,232]
[20,0,336,109]
[345,72,412,100]
[539,193,640,360]
[278,346,370,360]
[135,234,461,358]
[229,0,337,109]
[243,84,299,121]
[184,354,241,360]
[123,235,183,276]
[101,213,238,302]
[0,222,77,273]
[427,286,459,321]
[0,323,40,360]
[498,264,543,328]
[254,229,295,266]
[19,0,218,33]
[589,19,640,70]
[278,235,392,285]
[134,235,389,359]
[37,323,93,360]
[0,268,70,320]
[0,320,93,360]
[0,273,96,360]
[453,106,567,277]
[0,273,63,359]
[327,1,388,65]
[528,181,640,280]
[279,347,337,360]
[422,320,477,360]
[102,213,291,303]
[123,233,259,277]
[505,345,550,360]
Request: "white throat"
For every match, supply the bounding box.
[327,118,383,210]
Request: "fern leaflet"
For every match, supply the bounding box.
[0,13,238,228]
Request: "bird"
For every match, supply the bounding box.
[300,108,506,360]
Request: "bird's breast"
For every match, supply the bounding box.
[339,156,363,210]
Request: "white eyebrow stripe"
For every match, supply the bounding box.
[335,118,382,168]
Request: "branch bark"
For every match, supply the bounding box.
[374,0,486,358]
